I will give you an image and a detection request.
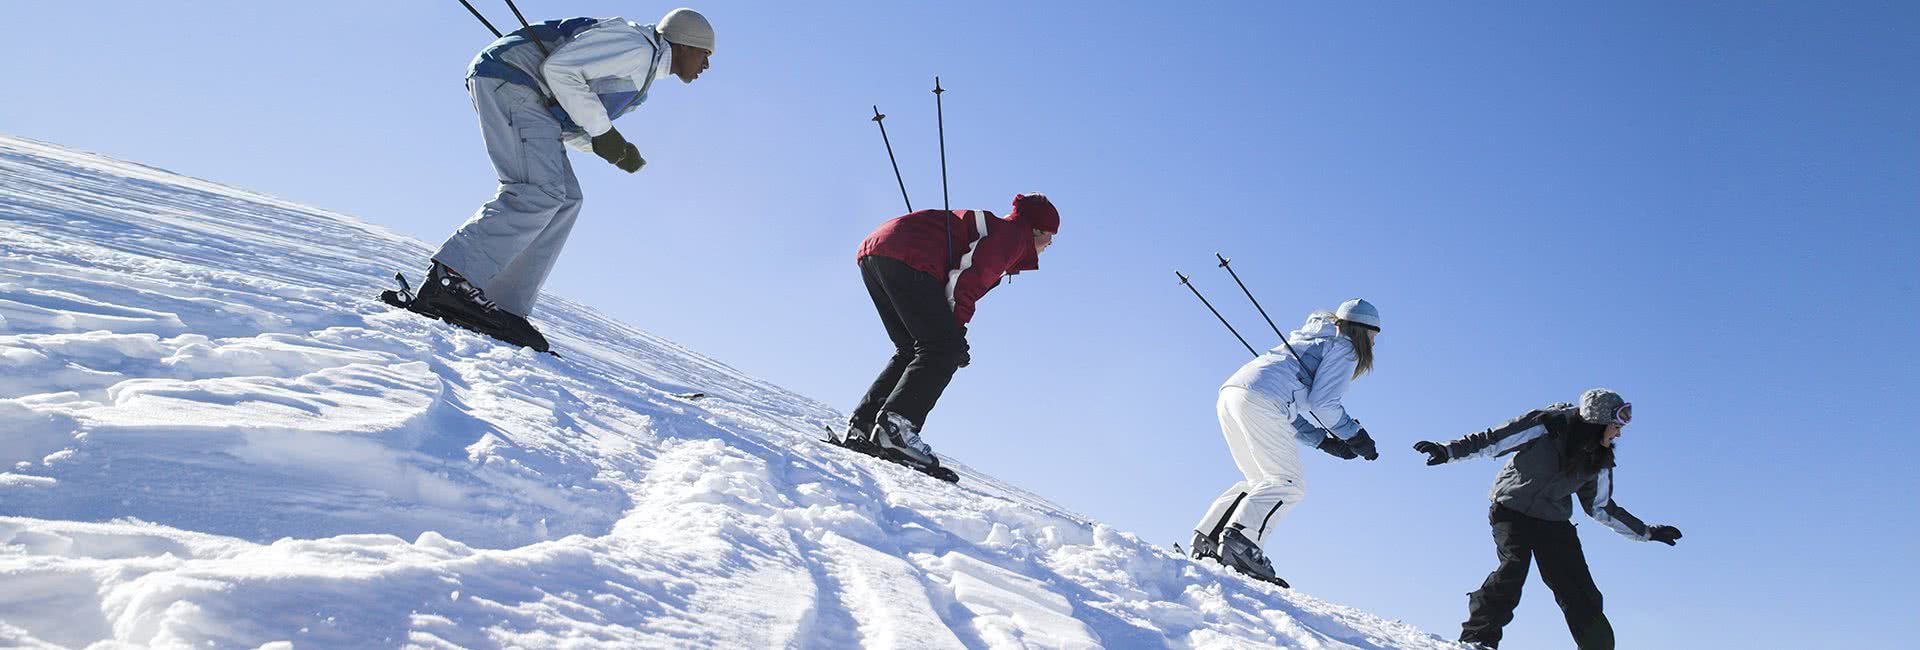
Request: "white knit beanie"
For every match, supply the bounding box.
[1335,298,1381,331]
[658,8,715,52]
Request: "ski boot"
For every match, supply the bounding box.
[873,411,958,483]
[1218,524,1288,588]
[826,416,879,454]
[1189,530,1220,561]
[390,262,551,354]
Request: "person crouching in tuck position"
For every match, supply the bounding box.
[405,9,715,352]
[843,193,1060,472]
[1189,299,1384,586]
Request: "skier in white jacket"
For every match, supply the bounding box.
[394,9,715,352]
[1189,299,1382,586]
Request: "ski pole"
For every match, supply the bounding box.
[871,106,912,212]
[1175,271,1258,358]
[933,77,949,211]
[500,0,550,56]
[1213,253,1338,435]
[457,0,503,38]
[1215,253,1289,347]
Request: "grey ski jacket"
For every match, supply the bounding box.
[1435,405,1653,541]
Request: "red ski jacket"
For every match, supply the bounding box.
[857,208,1043,326]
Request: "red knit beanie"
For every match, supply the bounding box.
[1010,193,1059,233]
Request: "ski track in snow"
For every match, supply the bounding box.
[0,135,1466,649]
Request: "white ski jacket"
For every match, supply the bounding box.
[1221,315,1364,442]
[470,17,672,151]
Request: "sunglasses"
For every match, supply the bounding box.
[1613,403,1633,426]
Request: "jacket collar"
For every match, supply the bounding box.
[653,39,675,80]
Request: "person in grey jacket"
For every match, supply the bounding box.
[1413,389,1682,650]
[1188,299,1383,586]
[396,9,715,352]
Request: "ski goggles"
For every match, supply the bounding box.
[1612,403,1633,426]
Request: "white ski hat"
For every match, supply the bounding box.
[658,8,715,52]
[1335,298,1380,331]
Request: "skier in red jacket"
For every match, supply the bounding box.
[842,193,1060,473]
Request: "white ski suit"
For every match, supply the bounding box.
[434,17,672,317]
[1194,315,1365,543]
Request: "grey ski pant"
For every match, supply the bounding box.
[1193,387,1307,544]
[433,77,585,318]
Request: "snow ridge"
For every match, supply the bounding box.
[0,135,1462,649]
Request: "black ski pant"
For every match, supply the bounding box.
[850,255,969,432]
[1460,505,1615,650]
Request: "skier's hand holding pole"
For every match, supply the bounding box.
[1345,427,1380,461]
[1315,434,1358,459]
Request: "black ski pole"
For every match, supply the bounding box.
[1213,253,1339,434]
[500,0,550,56]
[1176,271,1258,358]
[933,76,949,211]
[871,106,912,212]
[457,0,503,38]
[1216,253,1288,344]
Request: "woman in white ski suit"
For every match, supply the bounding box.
[1191,299,1381,579]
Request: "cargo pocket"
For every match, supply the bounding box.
[515,124,568,198]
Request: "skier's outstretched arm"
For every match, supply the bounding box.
[1579,470,1680,544]
[1413,408,1555,465]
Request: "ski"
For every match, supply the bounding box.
[818,424,960,483]
[672,392,705,400]
[1250,574,1291,589]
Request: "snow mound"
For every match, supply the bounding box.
[0,136,1463,648]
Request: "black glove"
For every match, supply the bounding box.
[1346,428,1379,461]
[1413,441,1449,466]
[1648,525,1683,546]
[590,127,645,173]
[1316,435,1358,460]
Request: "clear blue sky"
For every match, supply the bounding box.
[6,2,1917,647]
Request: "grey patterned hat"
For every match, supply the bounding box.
[1579,388,1629,425]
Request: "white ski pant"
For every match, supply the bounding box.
[433,77,585,318]
[1193,386,1307,545]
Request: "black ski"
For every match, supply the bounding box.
[818,424,959,483]
[1249,574,1291,589]
[672,392,705,400]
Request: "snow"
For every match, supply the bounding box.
[0,134,1466,649]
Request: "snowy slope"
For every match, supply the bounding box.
[0,135,1465,650]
